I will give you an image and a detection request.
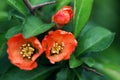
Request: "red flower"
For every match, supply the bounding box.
[52,6,73,26]
[7,33,43,70]
[42,30,77,64]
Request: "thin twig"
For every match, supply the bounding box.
[23,0,35,14]
[83,65,104,76]
[23,0,56,15]
[33,1,56,9]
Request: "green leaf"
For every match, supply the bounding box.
[83,57,95,67]
[75,26,115,56]
[0,65,59,80]
[69,54,95,68]
[91,45,120,80]
[0,33,7,57]
[22,16,55,38]
[56,68,68,80]
[74,0,93,37]
[69,54,83,68]
[56,0,72,11]
[6,25,23,39]
[63,20,74,32]
[7,0,27,16]
[93,62,120,80]
[0,13,23,33]
[41,3,56,22]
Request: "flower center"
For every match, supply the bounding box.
[20,43,36,59]
[50,42,64,56]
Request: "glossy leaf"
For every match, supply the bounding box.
[69,54,95,68]
[56,0,72,11]
[22,16,55,38]
[74,0,93,37]
[0,65,59,80]
[7,0,27,16]
[6,25,22,39]
[83,57,95,67]
[75,26,115,56]
[69,54,83,68]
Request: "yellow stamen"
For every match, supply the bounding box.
[51,42,64,56]
[20,43,35,59]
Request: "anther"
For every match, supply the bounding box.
[20,52,23,54]
[20,43,36,59]
[23,54,26,57]
[50,42,64,56]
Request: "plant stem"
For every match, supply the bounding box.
[23,0,56,15]
[23,0,35,14]
[33,1,56,9]
[83,65,104,76]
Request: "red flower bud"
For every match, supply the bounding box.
[42,30,77,64]
[7,34,43,70]
[52,6,73,26]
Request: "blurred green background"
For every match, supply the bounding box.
[91,0,120,47]
[0,0,120,80]
[84,0,120,79]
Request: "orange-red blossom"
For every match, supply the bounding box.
[42,30,77,64]
[7,33,43,70]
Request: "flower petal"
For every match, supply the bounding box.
[7,33,43,70]
[42,30,77,64]
[52,6,73,26]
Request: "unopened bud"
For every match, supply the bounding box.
[52,6,73,27]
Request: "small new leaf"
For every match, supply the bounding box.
[22,16,55,38]
[69,54,83,68]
